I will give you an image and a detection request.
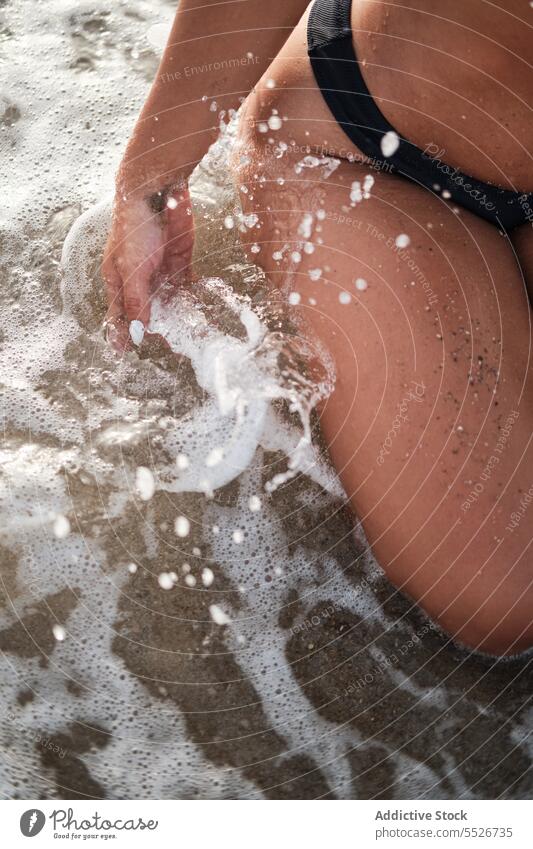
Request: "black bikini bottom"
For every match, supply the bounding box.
[307,0,533,231]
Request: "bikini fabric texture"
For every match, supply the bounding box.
[307,0,532,230]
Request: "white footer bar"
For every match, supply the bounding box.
[3,799,531,848]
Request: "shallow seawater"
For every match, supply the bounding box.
[0,0,532,800]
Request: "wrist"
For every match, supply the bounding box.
[117,85,222,197]
[115,141,185,199]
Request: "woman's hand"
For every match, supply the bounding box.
[100,0,310,350]
[102,181,194,350]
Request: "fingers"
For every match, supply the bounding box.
[105,312,131,352]
[102,190,192,349]
[161,188,195,291]
[121,267,153,328]
[102,247,130,352]
[102,242,123,313]
[118,208,166,328]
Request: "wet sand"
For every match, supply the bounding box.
[0,0,531,799]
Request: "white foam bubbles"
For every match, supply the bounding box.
[53,514,71,539]
[129,320,145,346]
[174,515,191,538]
[52,623,66,641]
[395,233,411,248]
[136,466,155,501]
[146,21,173,51]
[201,567,214,587]
[158,572,176,590]
[209,604,232,625]
[381,130,400,157]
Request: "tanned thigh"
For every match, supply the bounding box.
[233,5,533,655]
[236,142,533,654]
